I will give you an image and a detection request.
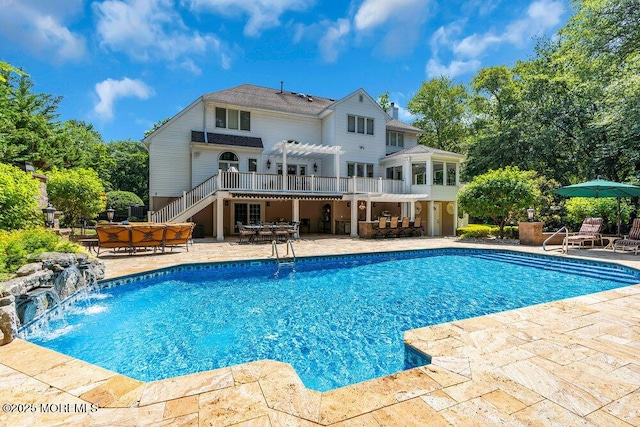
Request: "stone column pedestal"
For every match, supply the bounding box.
[0,291,18,345]
[519,221,544,246]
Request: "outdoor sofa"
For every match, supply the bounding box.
[96,222,194,256]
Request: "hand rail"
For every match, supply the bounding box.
[543,226,569,254]
[271,239,296,266]
[286,239,296,262]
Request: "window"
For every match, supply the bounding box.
[347,115,374,135]
[386,166,402,180]
[348,115,356,132]
[215,107,250,131]
[248,158,257,172]
[433,161,444,185]
[228,109,239,129]
[219,151,239,170]
[412,163,426,185]
[446,163,457,186]
[240,111,250,131]
[386,131,404,147]
[348,162,373,177]
[215,107,226,128]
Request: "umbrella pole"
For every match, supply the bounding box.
[617,197,621,236]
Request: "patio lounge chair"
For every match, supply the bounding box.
[564,217,603,248]
[613,218,640,255]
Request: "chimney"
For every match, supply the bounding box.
[280,81,284,94]
[390,102,399,120]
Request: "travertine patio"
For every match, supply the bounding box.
[1,236,639,426]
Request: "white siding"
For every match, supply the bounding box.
[149,101,203,197]
[332,91,388,177]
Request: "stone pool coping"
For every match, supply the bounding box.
[2,238,640,425]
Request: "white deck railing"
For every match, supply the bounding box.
[149,171,405,222]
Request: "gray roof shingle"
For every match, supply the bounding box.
[384,144,465,159]
[191,131,263,148]
[202,84,335,116]
[386,119,422,133]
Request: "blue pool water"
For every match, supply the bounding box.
[23,249,640,391]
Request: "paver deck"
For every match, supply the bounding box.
[1,236,639,426]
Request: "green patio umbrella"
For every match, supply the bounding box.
[552,177,640,235]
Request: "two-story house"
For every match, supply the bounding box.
[143,84,465,240]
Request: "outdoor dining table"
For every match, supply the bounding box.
[242,224,295,243]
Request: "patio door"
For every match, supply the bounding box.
[233,203,261,232]
[432,203,441,236]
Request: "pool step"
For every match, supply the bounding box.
[473,252,640,285]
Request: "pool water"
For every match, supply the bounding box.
[23,250,640,392]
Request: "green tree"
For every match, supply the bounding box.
[0,71,63,170]
[408,77,469,152]
[104,140,149,202]
[0,163,42,230]
[144,117,171,138]
[46,168,107,227]
[377,92,391,111]
[457,166,540,238]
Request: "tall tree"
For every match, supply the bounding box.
[104,140,149,202]
[407,77,469,152]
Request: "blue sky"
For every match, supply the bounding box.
[1,0,569,142]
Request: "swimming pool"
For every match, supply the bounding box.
[22,249,640,392]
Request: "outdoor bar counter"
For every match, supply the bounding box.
[358,221,380,238]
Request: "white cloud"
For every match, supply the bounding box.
[94,77,154,121]
[430,21,465,56]
[354,0,425,31]
[453,33,502,57]
[0,0,86,62]
[94,0,231,70]
[452,0,565,58]
[185,0,313,37]
[424,0,565,78]
[426,58,481,79]
[318,19,351,63]
[353,0,430,56]
[293,18,351,63]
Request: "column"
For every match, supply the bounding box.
[429,200,435,237]
[350,199,358,237]
[216,197,224,241]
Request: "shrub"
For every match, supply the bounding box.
[0,163,42,230]
[47,168,107,227]
[565,197,632,234]
[457,224,495,238]
[106,190,144,217]
[0,229,83,275]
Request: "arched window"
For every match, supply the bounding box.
[219,152,239,171]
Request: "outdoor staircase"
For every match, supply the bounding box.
[149,174,218,223]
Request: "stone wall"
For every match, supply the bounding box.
[0,253,105,345]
